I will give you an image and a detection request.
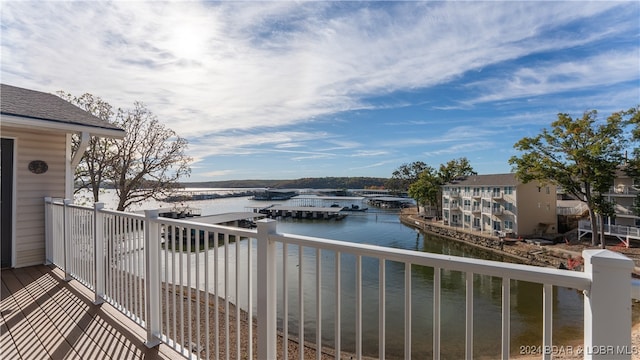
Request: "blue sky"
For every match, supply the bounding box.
[2,1,639,181]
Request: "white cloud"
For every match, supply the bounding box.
[2,1,631,139]
[468,50,640,104]
[188,130,332,158]
[351,150,389,157]
[2,1,637,180]
[200,169,236,178]
[423,141,496,157]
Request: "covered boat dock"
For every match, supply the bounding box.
[250,205,346,220]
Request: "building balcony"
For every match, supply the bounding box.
[5,198,633,360]
[443,190,461,198]
[578,219,640,247]
[614,204,639,217]
[607,185,640,196]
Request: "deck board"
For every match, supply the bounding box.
[1,265,179,360]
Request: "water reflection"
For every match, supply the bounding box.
[273,215,583,359]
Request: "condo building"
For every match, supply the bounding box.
[604,169,640,227]
[442,173,557,237]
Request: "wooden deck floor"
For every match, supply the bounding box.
[1,265,180,359]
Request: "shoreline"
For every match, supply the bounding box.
[399,208,640,273]
[399,208,640,360]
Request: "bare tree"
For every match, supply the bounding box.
[59,92,192,211]
[111,102,191,211]
[58,92,117,202]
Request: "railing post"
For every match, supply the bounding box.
[93,202,105,305]
[45,197,53,265]
[63,199,73,281]
[144,209,161,348]
[257,219,277,360]
[583,249,634,359]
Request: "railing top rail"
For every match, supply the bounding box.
[100,208,146,219]
[150,217,258,238]
[271,232,592,290]
[65,203,98,211]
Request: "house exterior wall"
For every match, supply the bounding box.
[515,182,558,235]
[1,125,68,267]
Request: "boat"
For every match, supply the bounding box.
[341,204,368,212]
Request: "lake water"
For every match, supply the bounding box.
[94,190,584,359]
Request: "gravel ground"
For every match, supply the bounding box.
[161,285,372,360]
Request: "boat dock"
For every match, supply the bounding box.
[249,205,346,220]
[195,212,267,228]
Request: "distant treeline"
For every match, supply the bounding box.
[181,177,389,189]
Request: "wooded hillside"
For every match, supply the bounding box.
[181,177,388,189]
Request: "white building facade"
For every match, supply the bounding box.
[442,173,558,237]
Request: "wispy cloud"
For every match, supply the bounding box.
[423,142,496,157]
[2,1,637,180]
[200,169,236,178]
[3,1,630,135]
[468,50,640,104]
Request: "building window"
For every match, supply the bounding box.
[504,186,513,195]
[546,186,550,194]
[504,220,513,230]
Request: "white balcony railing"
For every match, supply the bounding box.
[557,202,589,216]
[45,198,635,360]
[609,185,640,196]
[578,220,640,247]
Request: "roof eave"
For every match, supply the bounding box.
[1,113,126,139]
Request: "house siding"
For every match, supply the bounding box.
[516,182,558,235]
[1,126,67,267]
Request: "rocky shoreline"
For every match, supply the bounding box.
[400,208,640,360]
[399,208,640,274]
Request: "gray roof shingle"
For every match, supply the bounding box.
[1,83,124,134]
